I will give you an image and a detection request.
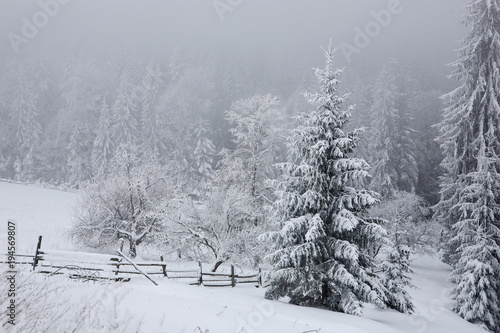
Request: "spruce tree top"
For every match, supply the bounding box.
[277,44,376,220]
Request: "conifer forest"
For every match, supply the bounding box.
[0,1,499,332]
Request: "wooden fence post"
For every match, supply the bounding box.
[198,261,203,286]
[160,256,168,277]
[110,257,120,276]
[231,265,235,287]
[32,235,42,271]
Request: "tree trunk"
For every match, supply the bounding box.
[321,280,329,305]
[212,259,226,272]
[129,240,137,258]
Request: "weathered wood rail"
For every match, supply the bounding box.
[1,236,263,287]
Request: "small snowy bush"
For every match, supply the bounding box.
[0,267,143,332]
[369,191,442,254]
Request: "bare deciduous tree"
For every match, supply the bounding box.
[71,144,179,258]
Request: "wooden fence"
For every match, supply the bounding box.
[1,236,263,288]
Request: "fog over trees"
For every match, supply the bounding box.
[0,0,467,189]
[2,0,499,331]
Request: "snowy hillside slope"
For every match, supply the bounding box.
[0,181,77,252]
[0,181,485,332]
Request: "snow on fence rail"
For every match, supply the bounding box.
[0,235,263,287]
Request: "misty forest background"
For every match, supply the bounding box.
[0,44,447,203]
[4,0,500,331]
[0,1,465,206]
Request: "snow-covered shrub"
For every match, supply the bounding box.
[71,143,180,258]
[382,244,415,314]
[174,186,267,271]
[368,191,441,314]
[218,94,285,203]
[369,191,442,254]
[0,266,143,332]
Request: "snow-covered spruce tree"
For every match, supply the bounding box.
[369,60,418,199]
[435,0,500,330]
[67,125,90,185]
[382,244,415,314]
[159,66,215,178]
[193,123,216,194]
[140,63,166,161]
[449,148,500,331]
[9,64,42,181]
[265,45,403,315]
[411,90,444,205]
[53,53,100,182]
[91,97,113,178]
[112,69,138,146]
[451,224,500,332]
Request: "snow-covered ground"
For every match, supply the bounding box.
[0,181,485,332]
[0,181,78,253]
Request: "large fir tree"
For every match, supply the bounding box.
[265,45,403,315]
[450,154,500,331]
[435,0,500,331]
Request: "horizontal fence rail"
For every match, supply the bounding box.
[1,235,264,288]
